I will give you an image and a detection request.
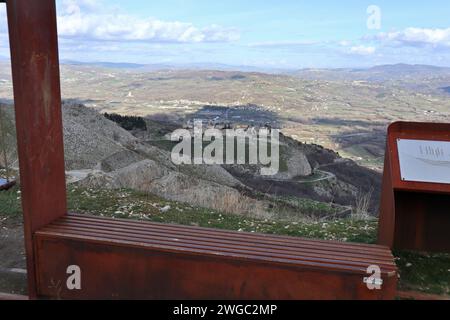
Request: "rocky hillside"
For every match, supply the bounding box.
[0,101,382,220]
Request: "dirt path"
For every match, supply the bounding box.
[262,169,335,184]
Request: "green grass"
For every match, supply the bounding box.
[65,186,358,239]
[340,145,384,169]
[395,251,450,296]
[0,184,22,217]
[1,185,449,297]
[269,195,344,220]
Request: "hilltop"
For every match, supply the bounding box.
[0,101,381,220]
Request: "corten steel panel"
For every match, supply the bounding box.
[34,215,398,300]
[6,0,67,298]
[378,122,450,252]
[393,192,450,251]
[378,144,396,248]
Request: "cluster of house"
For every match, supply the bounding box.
[183,119,274,132]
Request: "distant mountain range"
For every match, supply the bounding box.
[366,63,450,73]
[291,63,450,81]
[288,64,450,96]
[2,57,450,95]
[5,56,450,76]
[60,60,450,72]
[61,60,147,69]
[60,60,285,73]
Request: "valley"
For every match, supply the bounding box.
[1,62,450,297]
[1,62,448,171]
[1,62,450,220]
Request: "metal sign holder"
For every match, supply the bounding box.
[378,122,450,252]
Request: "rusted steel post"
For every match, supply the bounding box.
[6,0,67,298]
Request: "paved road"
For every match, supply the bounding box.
[261,169,335,184]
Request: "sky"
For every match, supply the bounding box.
[0,0,450,69]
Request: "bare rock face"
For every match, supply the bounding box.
[63,116,125,170]
[62,101,139,170]
[75,170,116,189]
[178,164,244,188]
[78,159,270,218]
[272,148,312,180]
[1,102,140,170]
[112,159,170,189]
[100,150,146,172]
[62,101,138,147]
[287,149,313,176]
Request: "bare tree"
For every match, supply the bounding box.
[353,187,374,220]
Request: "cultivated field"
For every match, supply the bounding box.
[3,62,449,170]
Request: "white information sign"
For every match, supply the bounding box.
[397,139,450,184]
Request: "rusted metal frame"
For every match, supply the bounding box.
[31,214,397,299]
[6,0,67,298]
[34,233,398,300]
[1,0,399,299]
[378,121,450,252]
[377,139,395,248]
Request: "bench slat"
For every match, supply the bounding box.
[67,214,391,253]
[47,220,394,263]
[37,214,397,275]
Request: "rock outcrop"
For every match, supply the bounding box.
[79,159,269,217]
[1,101,381,218]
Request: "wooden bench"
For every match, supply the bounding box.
[33,214,397,299]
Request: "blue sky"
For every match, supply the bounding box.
[1,0,450,68]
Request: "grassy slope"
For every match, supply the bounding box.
[1,185,449,296]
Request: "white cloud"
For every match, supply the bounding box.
[339,40,351,47]
[56,0,239,43]
[374,27,450,48]
[248,40,318,48]
[349,45,376,55]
